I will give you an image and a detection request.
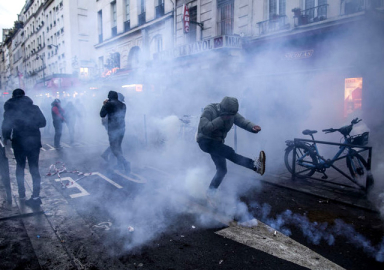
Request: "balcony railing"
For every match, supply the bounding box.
[293,4,328,27]
[124,20,131,32]
[111,26,117,37]
[138,12,146,26]
[344,0,384,15]
[257,15,289,35]
[155,4,164,18]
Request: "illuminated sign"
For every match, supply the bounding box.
[344,77,362,118]
[183,5,190,33]
[3,92,9,95]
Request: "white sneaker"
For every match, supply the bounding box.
[254,151,266,176]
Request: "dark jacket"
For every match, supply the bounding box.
[2,96,46,149]
[100,91,126,132]
[51,100,65,123]
[197,97,257,143]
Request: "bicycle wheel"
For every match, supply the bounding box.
[284,144,317,178]
[346,152,374,191]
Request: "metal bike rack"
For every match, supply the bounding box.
[291,138,372,190]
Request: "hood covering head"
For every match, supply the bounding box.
[117,92,125,102]
[108,91,118,100]
[219,96,239,115]
[12,88,25,98]
[51,99,61,106]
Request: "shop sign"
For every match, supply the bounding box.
[183,5,190,33]
[284,49,314,60]
[156,35,242,60]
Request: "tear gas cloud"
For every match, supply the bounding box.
[22,20,384,260]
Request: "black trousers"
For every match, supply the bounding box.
[13,146,41,198]
[198,138,254,189]
[53,120,63,147]
[108,129,130,171]
[0,145,11,196]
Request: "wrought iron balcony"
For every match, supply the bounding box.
[293,4,328,27]
[344,0,384,15]
[257,15,289,35]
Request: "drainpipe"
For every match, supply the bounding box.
[170,0,176,46]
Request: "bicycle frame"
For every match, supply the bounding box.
[291,138,372,189]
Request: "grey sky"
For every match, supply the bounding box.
[0,0,26,41]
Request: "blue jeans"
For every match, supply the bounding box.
[198,138,254,189]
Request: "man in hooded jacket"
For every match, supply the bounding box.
[2,89,46,206]
[197,96,265,205]
[100,91,130,174]
[51,99,65,149]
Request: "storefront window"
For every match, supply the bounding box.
[344,77,362,117]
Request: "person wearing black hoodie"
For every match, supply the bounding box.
[197,96,265,206]
[100,91,130,174]
[2,89,46,206]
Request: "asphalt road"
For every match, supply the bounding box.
[1,134,384,270]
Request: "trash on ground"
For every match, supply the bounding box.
[273,231,277,236]
[128,226,135,232]
[318,199,329,204]
[192,225,195,229]
[219,260,223,264]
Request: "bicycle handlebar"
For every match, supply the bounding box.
[322,118,362,136]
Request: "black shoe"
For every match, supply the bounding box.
[25,197,42,207]
[6,192,12,204]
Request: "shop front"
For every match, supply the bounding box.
[243,11,384,135]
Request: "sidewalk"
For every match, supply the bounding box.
[0,152,127,270]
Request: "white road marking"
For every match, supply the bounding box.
[113,170,147,183]
[45,144,56,150]
[216,224,345,270]
[92,172,123,188]
[54,177,90,198]
[61,142,71,148]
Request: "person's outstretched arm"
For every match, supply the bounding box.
[234,112,261,133]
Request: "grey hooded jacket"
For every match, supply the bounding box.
[197,97,257,143]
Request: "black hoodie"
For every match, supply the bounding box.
[100,91,126,132]
[2,96,46,149]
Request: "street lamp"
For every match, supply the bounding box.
[47,44,58,55]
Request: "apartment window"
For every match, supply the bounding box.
[218,0,234,35]
[269,0,286,18]
[305,0,327,20]
[156,0,165,18]
[111,2,117,36]
[98,10,103,43]
[126,0,130,21]
[138,0,146,25]
[187,6,197,43]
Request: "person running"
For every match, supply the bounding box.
[197,96,265,206]
[100,91,130,174]
[2,89,46,206]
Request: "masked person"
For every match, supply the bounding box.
[100,91,130,174]
[2,89,46,206]
[197,96,265,206]
[51,99,65,149]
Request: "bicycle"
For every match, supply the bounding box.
[284,118,374,191]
